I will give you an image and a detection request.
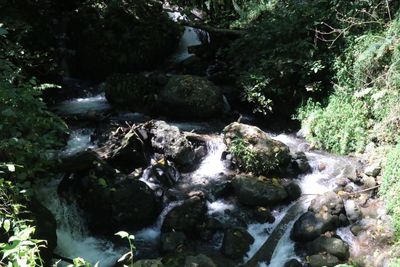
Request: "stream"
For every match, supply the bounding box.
[34,13,360,267]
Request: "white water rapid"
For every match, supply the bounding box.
[35,130,122,266]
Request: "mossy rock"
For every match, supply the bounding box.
[156,75,223,120]
[223,122,291,175]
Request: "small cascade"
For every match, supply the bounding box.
[191,136,227,184]
[35,130,122,266]
[167,11,207,63]
[55,93,111,116]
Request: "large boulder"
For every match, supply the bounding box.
[308,192,344,216]
[144,121,202,171]
[161,195,207,237]
[303,236,349,261]
[290,212,340,242]
[160,232,187,254]
[221,227,255,260]
[156,75,223,119]
[233,176,288,207]
[59,163,160,236]
[223,122,291,175]
[104,73,167,113]
[108,127,149,173]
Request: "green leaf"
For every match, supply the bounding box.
[115,231,129,238]
[3,219,11,232]
[98,178,107,188]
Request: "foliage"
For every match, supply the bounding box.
[0,179,45,266]
[299,10,400,154]
[222,0,397,118]
[298,93,369,154]
[228,138,280,175]
[115,231,136,267]
[380,143,400,237]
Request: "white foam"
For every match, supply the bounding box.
[56,94,111,115]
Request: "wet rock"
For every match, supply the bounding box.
[210,180,233,199]
[184,254,217,267]
[60,165,160,236]
[308,192,344,216]
[108,128,148,173]
[344,200,361,223]
[160,232,187,254]
[57,150,101,173]
[157,75,223,120]
[361,175,376,189]
[284,259,302,267]
[145,121,200,171]
[161,195,207,238]
[335,178,349,187]
[233,176,288,207]
[289,151,311,175]
[350,224,363,236]
[221,227,255,260]
[364,164,381,177]
[132,259,164,267]
[303,236,349,260]
[148,160,181,187]
[223,122,291,175]
[307,253,340,267]
[285,183,302,201]
[290,212,340,242]
[105,73,165,113]
[253,207,275,223]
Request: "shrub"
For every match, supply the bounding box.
[380,143,400,237]
[298,93,369,154]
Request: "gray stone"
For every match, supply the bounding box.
[222,227,255,260]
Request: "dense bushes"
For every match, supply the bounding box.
[299,11,400,154]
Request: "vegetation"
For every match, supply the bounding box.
[2,0,400,265]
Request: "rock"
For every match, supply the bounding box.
[361,175,376,189]
[221,227,255,260]
[253,207,275,223]
[148,160,181,187]
[223,122,291,175]
[160,232,187,253]
[303,237,349,260]
[104,73,164,112]
[364,164,381,177]
[308,192,344,216]
[284,259,302,267]
[233,176,288,207]
[57,150,101,173]
[162,195,207,237]
[210,180,233,199]
[344,200,361,223]
[59,166,160,236]
[307,253,340,267]
[108,128,148,173]
[184,254,217,267]
[285,183,302,201]
[290,212,340,242]
[350,224,363,236]
[157,75,223,119]
[145,121,200,171]
[132,259,164,267]
[290,152,311,175]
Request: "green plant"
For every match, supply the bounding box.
[380,143,400,237]
[115,231,136,267]
[228,138,280,175]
